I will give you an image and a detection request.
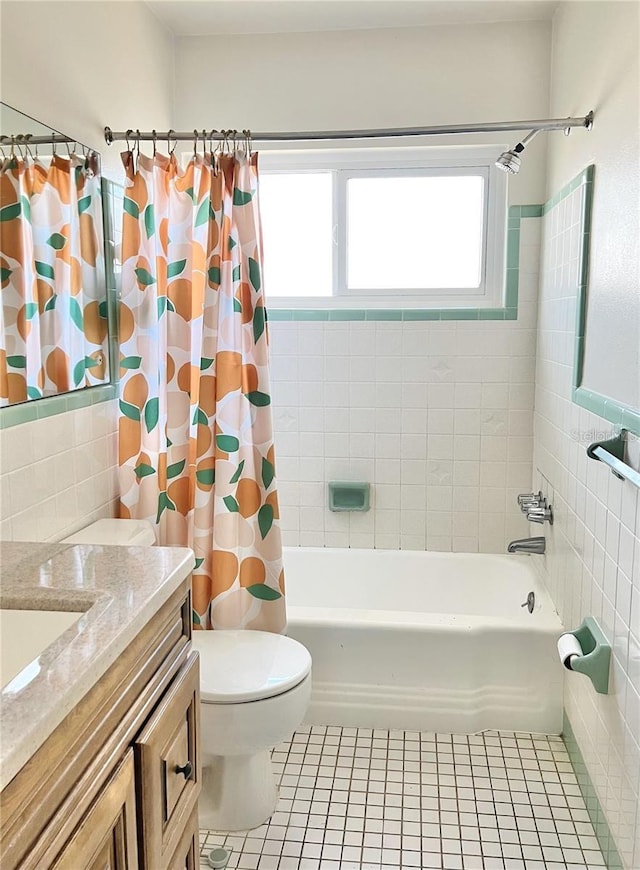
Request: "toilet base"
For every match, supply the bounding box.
[200,750,277,831]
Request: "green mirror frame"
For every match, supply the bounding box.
[565,165,640,436]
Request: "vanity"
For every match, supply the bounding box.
[0,541,199,870]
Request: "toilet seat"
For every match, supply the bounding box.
[192,630,311,704]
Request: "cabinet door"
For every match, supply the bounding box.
[167,807,199,870]
[135,651,200,870]
[52,750,138,870]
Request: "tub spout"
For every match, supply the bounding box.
[507,536,546,554]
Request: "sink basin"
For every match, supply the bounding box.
[0,609,83,689]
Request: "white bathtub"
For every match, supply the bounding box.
[284,548,565,735]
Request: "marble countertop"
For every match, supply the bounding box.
[0,541,194,791]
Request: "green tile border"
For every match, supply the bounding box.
[563,712,624,869]
[0,383,117,429]
[0,179,121,430]
[268,204,537,323]
[546,165,640,436]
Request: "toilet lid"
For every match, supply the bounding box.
[192,630,311,704]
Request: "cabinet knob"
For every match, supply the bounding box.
[175,760,192,779]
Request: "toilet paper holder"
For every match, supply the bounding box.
[560,617,611,694]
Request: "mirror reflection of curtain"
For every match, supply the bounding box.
[117,149,286,634]
[0,153,108,405]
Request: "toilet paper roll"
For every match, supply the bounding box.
[557,633,583,670]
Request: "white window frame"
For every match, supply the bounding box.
[259,147,508,310]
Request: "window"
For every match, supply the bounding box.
[259,148,508,309]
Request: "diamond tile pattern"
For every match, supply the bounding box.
[199,726,605,870]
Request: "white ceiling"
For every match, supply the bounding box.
[147,0,558,37]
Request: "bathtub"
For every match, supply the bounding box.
[284,548,565,735]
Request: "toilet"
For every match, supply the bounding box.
[193,629,311,830]
[62,519,312,831]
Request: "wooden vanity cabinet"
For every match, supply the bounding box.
[167,808,199,870]
[52,751,139,870]
[135,651,200,869]
[0,577,201,870]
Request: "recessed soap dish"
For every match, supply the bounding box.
[328,481,370,512]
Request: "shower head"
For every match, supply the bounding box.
[495,149,522,174]
[495,129,539,175]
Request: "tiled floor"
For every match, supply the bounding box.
[199,726,605,870]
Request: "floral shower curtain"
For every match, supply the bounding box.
[118,148,286,632]
[0,154,107,405]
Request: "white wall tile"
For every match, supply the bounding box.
[533,193,640,869]
[269,220,540,553]
[0,399,119,541]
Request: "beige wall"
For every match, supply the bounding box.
[547,1,639,410]
[0,0,174,177]
[174,20,552,203]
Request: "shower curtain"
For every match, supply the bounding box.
[117,148,286,632]
[0,153,107,405]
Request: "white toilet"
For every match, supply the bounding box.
[193,629,311,830]
[62,519,312,831]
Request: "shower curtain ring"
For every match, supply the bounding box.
[125,129,133,152]
[1,138,11,168]
[209,130,220,172]
[152,129,157,156]
[23,135,36,163]
[193,129,199,158]
[168,130,177,155]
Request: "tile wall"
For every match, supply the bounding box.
[269,219,541,553]
[533,182,640,869]
[0,400,119,542]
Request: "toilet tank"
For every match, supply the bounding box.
[63,519,156,547]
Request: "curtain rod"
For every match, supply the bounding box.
[104,112,594,145]
[1,133,75,146]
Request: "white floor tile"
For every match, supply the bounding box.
[200,727,604,870]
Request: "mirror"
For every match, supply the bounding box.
[0,103,109,406]
[570,165,640,436]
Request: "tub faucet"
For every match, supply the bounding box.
[507,536,546,554]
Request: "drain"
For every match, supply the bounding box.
[207,846,232,869]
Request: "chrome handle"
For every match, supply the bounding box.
[517,491,543,506]
[520,499,543,513]
[175,760,193,780]
[519,493,546,512]
[527,505,553,525]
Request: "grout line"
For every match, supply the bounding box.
[200,726,607,870]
